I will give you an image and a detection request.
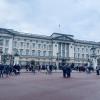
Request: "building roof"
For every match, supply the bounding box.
[0,28,100,45]
[0,28,51,40]
[75,39,100,45]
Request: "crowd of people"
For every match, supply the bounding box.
[0,64,21,78]
[0,63,100,79]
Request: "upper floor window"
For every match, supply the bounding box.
[74,53,76,58]
[38,50,41,56]
[20,49,23,55]
[5,48,8,54]
[74,48,76,52]
[32,50,35,56]
[46,41,49,44]
[38,44,41,49]
[5,40,9,47]
[36,40,38,43]
[20,42,24,47]
[32,43,35,48]
[86,54,89,58]
[78,53,80,58]
[82,54,84,58]
[27,43,29,48]
[26,49,29,55]
[0,39,3,46]
[43,51,46,56]
[14,41,17,47]
[49,45,52,50]
[78,48,80,52]
[43,44,46,49]
[49,51,52,57]
[13,48,18,55]
[86,48,88,52]
[82,48,84,52]
[98,50,99,54]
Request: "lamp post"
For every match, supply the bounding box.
[56,53,59,69]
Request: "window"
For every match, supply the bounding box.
[32,50,35,56]
[36,40,38,43]
[26,49,29,55]
[24,39,26,41]
[78,48,80,52]
[86,48,88,52]
[78,53,80,58]
[49,51,52,57]
[43,44,46,49]
[43,51,46,56]
[49,45,52,50]
[46,41,49,44]
[5,48,8,54]
[5,40,9,47]
[82,54,84,58]
[13,48,18,54]
[20,49,23,55]
[32,43,35,48]
[74,48,76,52]
[38,50,41,56]
[0,39,3,46]
[98,50,99,54]
[27,43,29,48]
[38,44,41,49]
[20,42,24,47]
[30,40,32,42]
[41,41,44,43]
[14,41,17,47]
[86,54,89,58]
[74,53,76,58]
[82,48,84,52]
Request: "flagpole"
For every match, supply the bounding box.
[59,24,61,33]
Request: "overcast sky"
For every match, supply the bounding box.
[0,0,100,41]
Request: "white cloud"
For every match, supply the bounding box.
[0,0,100,41]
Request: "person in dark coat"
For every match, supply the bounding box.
[4,65,10,77]
[66,64,71,78]
[31,65,36,73]
[0,64,4,78]
[62,64,67,78]
[49,65,53,74]
[96,65,100,75]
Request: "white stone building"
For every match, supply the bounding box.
[0,28,100,68]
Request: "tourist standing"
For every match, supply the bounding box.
[96,65,100,75]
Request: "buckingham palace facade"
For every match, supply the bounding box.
[0,28,100,68]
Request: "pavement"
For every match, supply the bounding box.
[0,72,100,100]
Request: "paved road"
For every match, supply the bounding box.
[0,72,100,100]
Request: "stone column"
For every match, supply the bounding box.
[14,56,19,65]
[92,58,97,69]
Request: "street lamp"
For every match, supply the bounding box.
[56,53,59,69]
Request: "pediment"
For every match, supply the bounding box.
[51,33,74,42]
[52,35,74,42]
